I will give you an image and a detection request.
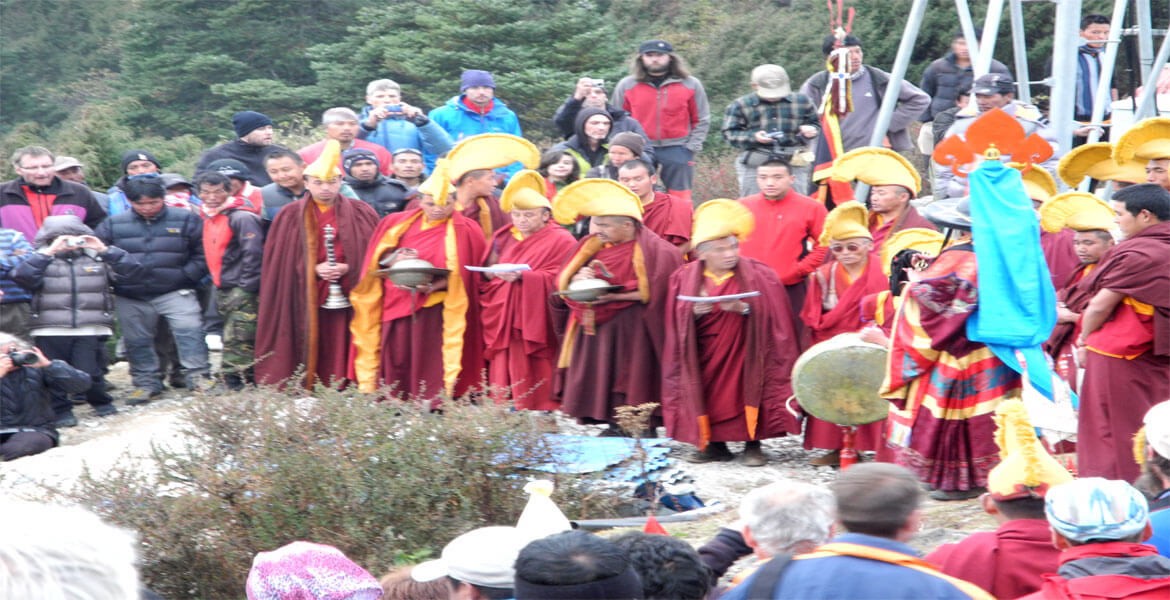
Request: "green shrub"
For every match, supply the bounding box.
[69,387,620,598]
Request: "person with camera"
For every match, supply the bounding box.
[13,215,142,425]
[722,64,819,197]
[0,332,91,460]
[358,79,453,173]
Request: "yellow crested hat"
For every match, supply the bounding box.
[691,199,755,247]
[1009,163,1058,203]
[446,134,541,181]
[879,227,945,276]
[829,147,921,194]
[1039,191,1117,233]
[987,400,1074,500]
[1114,117,1170,162]
[552,179,643,225]
[1058,142,1149,187]
[303,140,342,180]
[818,200,872,246]
[500,170,552,212]
[417,158,455,207]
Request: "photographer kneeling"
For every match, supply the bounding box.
[0,333,91,460]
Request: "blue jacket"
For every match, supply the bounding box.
[357,105,453,173]
[0,228,34,303]
[429,95,524,179]
[94,206,207,300]
[722,534,988,600]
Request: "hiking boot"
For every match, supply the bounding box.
[929,487,986,502]
[125,388,161,406]
[808,449,841,467]
[93,403,119,417]
[741,441,767,467]
[54,413,79,428]
[682,442,735,464]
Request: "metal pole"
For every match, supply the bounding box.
[1133,29,1170,120]
[856,0,931,202]
[1049,0,1083,160]
[955,0,983,68]
[1136,0,1155,86]
[1080,0,1130,193]
[975,0,1006,77]
[1009,0,1032,103]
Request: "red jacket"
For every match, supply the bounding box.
[612,75,710,150]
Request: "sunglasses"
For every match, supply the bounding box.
[829,242,866,253]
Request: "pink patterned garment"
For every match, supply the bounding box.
[245,541,384,600]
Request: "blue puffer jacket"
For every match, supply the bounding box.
[357,105,453,173]
[428,95,524,179]
[94,206,207,300]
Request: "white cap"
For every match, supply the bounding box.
[1144,401,1170,459]
[411,526,528,589]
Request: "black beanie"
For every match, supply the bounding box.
[120,150,161,174]
[233,111,273,138]
[342,148,379,175]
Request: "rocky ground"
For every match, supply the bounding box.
[0,361,989,557]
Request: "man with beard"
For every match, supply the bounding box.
[478,171,576,411]
[195,111,285,186]
[553,179,682,433]
[662,199,798,466]
[255,141,379,389]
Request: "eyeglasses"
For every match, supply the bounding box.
[829,242,866,253]
[18,164,54,172]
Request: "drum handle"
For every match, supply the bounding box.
[785,394,803,420]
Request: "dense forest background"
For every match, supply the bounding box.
[0,0,1154,189]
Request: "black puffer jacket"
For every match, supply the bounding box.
[344,175,413,218]
[94,206,207,300]
[0,360,91,444]
[13,215,142,330]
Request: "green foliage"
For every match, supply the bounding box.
[302,0,627,140]
[68,387,620,598]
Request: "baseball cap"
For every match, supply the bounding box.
[1144,401,1170,460]
[411,526,529,589]
[971,73,1015,95]
[752,64,792,100]
[638,39,673,54]
[206,158,250,181]
[53,156,83,171]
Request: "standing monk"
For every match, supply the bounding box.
[1040,192,1117,393]
[428,134,540,244]
[255,141,380,389]
[616,159,693,249]
[553,179,683,433]
[662,199,799,466]
[828,147,936,254]
[799,201,888,466]
[479,171,576,411]
[881,195,1021,501]
[349,162,487,403]
[1075,183,1170,481]
[738,158,828,345]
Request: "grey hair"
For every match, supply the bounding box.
[365,79,400,95]
[10,145,54,169]
[321,107,360,125]
[739,479,835,556]
[0,500,141,599]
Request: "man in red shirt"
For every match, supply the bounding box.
[738,158,827,346]
[298,107,394,178]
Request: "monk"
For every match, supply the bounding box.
[738,159,828,344]
[1039,192,1117,393]
[1019,166,1080,291]
[617,159,693,248]
[553,179,683,432]
[479,171,576,411]
[255,140,379,389]
[1075,184,1170,482]
[881,196,1021,501]
[926,400,1069,599]
[349,166,487,403]
[662,200,799,467]
[827,147,936,254]
[799,201,888,466]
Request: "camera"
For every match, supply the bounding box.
[384,104,405,119]
[67,237,86,247]
[8,349,39,366]
[590,78,605,89]
[765,131,787,141]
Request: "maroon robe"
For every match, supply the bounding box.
[1045,264,1095,392]
[406,193,510,244]
[1076,221,1170,481]
[926,519,1060,599]
[1040,228,1079,292]
[480,223,577,410]
[557,228,683,424]
[255,197,380,388]
[642,192,693,247]
[662,257,800,447]
[869,205,937,255]
[799,254,889,451]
